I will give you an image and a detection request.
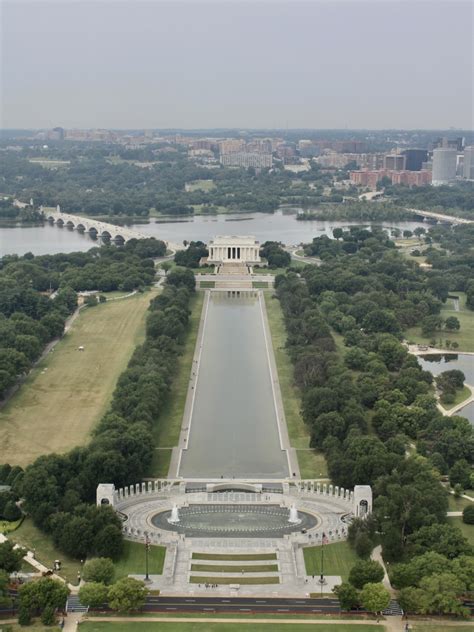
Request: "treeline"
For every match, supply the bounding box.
[421,224,474,310]
[0,239,166,398]
[384,181,474,219]
[274,227,473,613]
[296,201,413,222]
[2,267,196,560]
[0,199,42,223]
[259,241,291,268]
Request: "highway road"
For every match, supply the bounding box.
[142,595,341,614]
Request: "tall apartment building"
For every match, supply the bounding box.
[383,154,406,171]
[432,148,457,185]
[220,152,272,168]
[218,139,246,154]
[463,146,474,180]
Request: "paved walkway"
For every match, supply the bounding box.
[83,615,388,627]
[370,545,394,596]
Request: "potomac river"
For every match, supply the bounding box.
[0,210,427,256]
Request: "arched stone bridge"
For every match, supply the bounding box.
[42,208,156,244]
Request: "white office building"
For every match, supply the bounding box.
[432,148,457,185]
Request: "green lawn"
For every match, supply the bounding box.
[192,553,277,561]
[447,493,473,511]
[190,564,279,573]
[149,292,204,471]
[148,449,172,478]
[405,292,474,352]
[80,623,385,632]
[189,576,279,585]
[113,540,166,579]
[447,516,474,547]
[252,281,269,288]
[0,291,154,466]
[440,385,472,410]
[199,281,215,288]
[264,294,329,478]
[9,518,82,584]
[296,451,329,478]
[303,542,360,582]
[185,179,216,192]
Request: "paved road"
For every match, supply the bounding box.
[147,595,342,614]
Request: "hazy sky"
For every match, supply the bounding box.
[2,0,473,129]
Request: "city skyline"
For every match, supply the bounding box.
[2,0,473,130]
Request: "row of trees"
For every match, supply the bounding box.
[2,267,196,561]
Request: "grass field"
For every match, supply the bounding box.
[9,518,82,584]
[185,179,216,192]
[80,622,386,632]
[447,516,474,547]
[149,292,204,475]
[192,553,277,561]
[303,542,360,582]
[264,294,328,479]
[113,540,166,579]
[253,281,269,288]
[405,292,474,352]
[440,385,472,410]
[0,291,154,466]
[189,576,279,585]
[447,493,473,511]
[190,564,279,573]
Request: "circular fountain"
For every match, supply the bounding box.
[152,504,318,538]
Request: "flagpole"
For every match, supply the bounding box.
[145,534,150,582]
[320,532,325,596]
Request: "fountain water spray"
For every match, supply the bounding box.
[288,504,301,524]
[168,504,180,524]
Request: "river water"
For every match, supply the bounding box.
[179,291,289,479]
[0,210,427,256]
[418,354,474,424]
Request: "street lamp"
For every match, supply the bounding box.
[145,533,150,582]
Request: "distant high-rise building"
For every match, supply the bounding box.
[463,147,474,180]
[432,148,457,185]
[402,149,428,171]
[383,154,406,171]
[220,152,272,168]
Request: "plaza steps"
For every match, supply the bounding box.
[382,599,404,616]
[187,549,281,585]
[66,595,88,614]
[215,280,253,290]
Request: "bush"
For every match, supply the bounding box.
[462,505,474,525]
[348,560,385,589]
[83,557,115,584]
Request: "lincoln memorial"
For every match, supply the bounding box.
[207,235,261,264]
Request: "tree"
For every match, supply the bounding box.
[93,524,124,560]
[354,532,374,559]
[419,572,469,616]
[408,523,471,559]
[107,577,147,613]
[462,505,474,525]
[398,586,429,614]
[161,261,172,275]
[0,541,25,573]
[421,315,443,336]
[444,316,460,332]
[333,582,360,610]
[18,577,69,617]
[348,560,384,589]
[449,459,471,489]
[83,557,115,585]
[0,570,11,609]
[359,582,390,614]
[79,582,109,608]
